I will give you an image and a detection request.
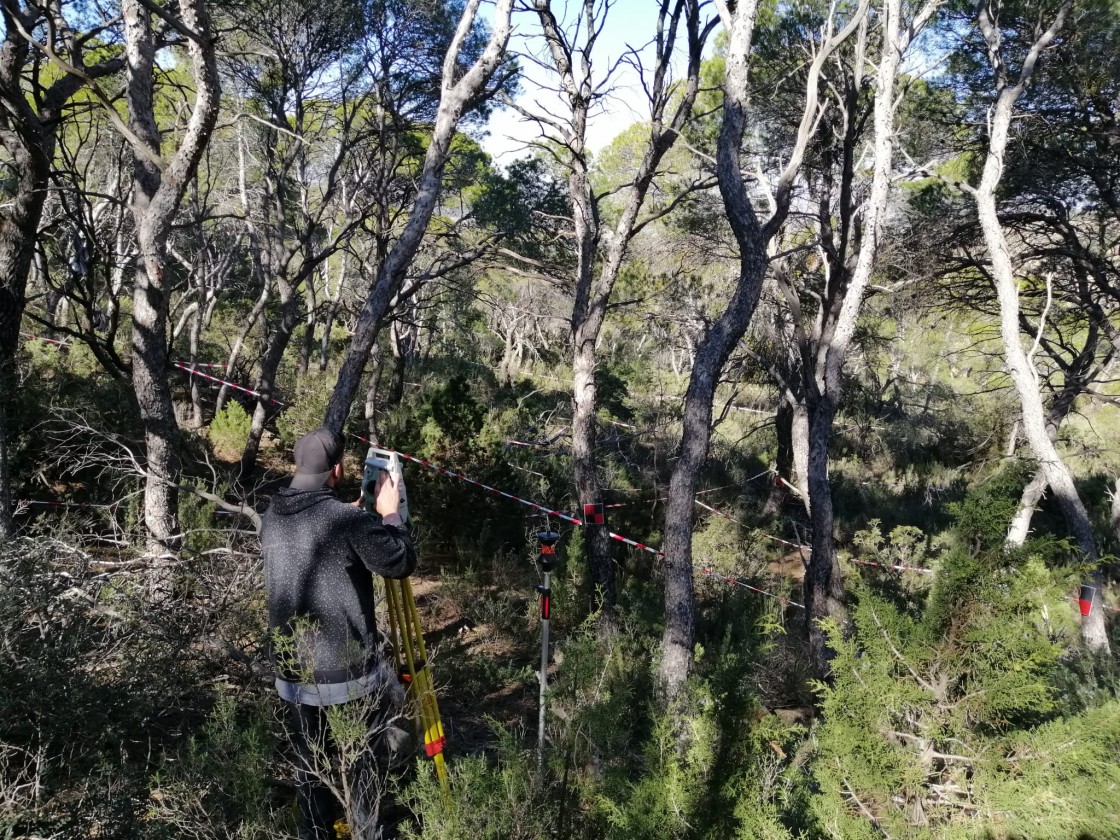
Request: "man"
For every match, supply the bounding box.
[262,427,416,840]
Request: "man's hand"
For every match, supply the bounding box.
[374,470,401,518]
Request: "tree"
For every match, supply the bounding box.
[323,0,515,433]
[962,0,1109,652]
[122,0,221,556]
[0,0,125,540]
[511,0,713,614]
[660,0,870,697]
[219,0,374,473]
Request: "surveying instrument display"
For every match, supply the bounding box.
[363,448,448,789]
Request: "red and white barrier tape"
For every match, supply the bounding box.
[344,434,802,608]
[22,332,72,348]
[19,499,120,510]
[693,499,812,553]
[18,341,1099,616]
[527,503,627,518]
[170,362,288,407]
[700,566,804,609]
[850,558,934,575]
[173,361,228,369]
[346,432,586,529]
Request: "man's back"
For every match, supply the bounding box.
[262,486,416,684]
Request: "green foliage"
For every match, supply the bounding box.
[146,693,281,839]
[209,401,253,460]
[402,727,551,840]
[851,519,937,573]
[275,371,335,449]
[809,535,1100,838]
[473,156,571,262]
[968,700,1120,840]
[947,463,1035,554]
[179,490,223,555]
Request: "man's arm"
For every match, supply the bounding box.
[347,511,417,579]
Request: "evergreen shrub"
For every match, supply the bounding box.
[210,401,252,460]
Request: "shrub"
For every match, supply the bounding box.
[210,401,253,460]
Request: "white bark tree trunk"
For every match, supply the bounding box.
[123,0,221,556]
[971,0,1106,652]
[801,0,909,678]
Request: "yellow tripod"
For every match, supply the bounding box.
[364,450,449,792]
[383,577,448,788]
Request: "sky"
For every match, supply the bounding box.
[478,0,709,165]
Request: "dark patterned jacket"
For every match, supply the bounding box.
[262,487,415,705]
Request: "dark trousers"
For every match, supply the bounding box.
[287,698,406,840]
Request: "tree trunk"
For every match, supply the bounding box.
[123,0,221,556]
[0,379,14,540]
[573,328,615,610]
[803,394,849,676]
[125,0,179,554]
[1111,477,1120,547]
[323,0,514,433]
[971,0,1105,651]
[364,348,384,441]
[1006,390,1083,548]
[187,297,205,428]
[766,401,795,516]
[1007,468,1048,547]
[319,252,346,372]
[796,0,905,679]
[0,6,127,537]
[531,0,710,618]
[216,277,270,414]
[0,136,46,540]
[791,399,810,511]
[299,274,316,378]
[660,0,768,700]
[241,282,299,473]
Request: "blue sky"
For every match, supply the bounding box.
[479,0,709,164]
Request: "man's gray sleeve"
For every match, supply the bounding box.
[346,510,416,578]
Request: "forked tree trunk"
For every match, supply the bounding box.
[1007,394,1082,547]
[661,0,768,699]
[123,0,220,556]
[971,0,1107,652]
[799,0,913,678]
[532,0,709,616]
[662,0,871,696]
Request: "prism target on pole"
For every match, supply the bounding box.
[1078,583,1098,617]
[536,530,559,771]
